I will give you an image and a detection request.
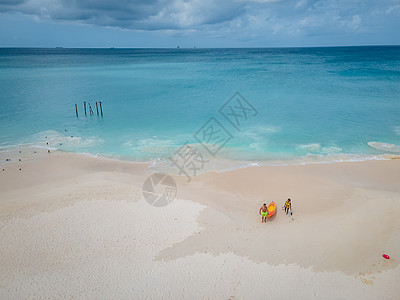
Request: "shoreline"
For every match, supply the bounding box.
[1,143,400,173]
[1,147,400,298]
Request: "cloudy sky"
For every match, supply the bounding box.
[0,0,399,47]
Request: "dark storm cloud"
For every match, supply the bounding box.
[57,0,162,22]
[0,0,26,4]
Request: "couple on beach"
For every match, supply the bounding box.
[259,198,292,223]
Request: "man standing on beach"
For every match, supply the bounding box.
[259,203,268,223]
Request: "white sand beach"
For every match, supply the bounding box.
[1,148,400,299]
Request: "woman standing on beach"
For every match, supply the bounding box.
[284,198,292,215]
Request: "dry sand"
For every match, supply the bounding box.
[1,148,399,299]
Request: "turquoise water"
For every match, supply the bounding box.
[0,47,399,164]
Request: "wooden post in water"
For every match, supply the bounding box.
[83,101,87,116]
[89,103,94,115]
[75,104,79,117]
[99,101,103,116]
[96,102,99,115]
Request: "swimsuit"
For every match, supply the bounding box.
[261,211,268,217]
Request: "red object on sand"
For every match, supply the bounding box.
[383,254,390,259]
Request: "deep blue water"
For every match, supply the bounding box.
[0,47,399,163]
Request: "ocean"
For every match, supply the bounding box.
[0,47,399,168]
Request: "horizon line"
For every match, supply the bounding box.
[0,44,399,50]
